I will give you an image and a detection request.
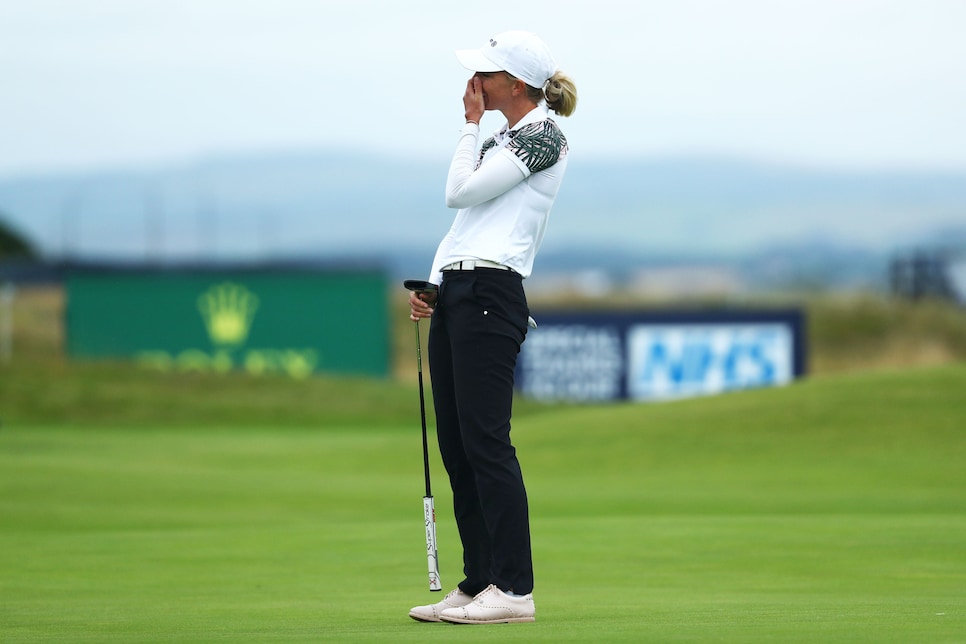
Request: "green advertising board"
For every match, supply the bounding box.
[66,267,390,379]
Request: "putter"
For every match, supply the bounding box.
[404,279,442,591]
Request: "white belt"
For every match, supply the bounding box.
[441,259,513,272]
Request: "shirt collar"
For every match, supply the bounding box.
[496,104,550,141]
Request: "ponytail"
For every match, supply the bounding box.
[544,71,577,117]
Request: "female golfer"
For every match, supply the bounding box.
[407,30,577,625]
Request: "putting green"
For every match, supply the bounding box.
[2,365,964,641]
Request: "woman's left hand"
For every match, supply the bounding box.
[463,76,484,124]
[409,290,437,321]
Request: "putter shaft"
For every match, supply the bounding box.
[415,321,432,498]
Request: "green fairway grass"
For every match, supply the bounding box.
[2,365,965,641]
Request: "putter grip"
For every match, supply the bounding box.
[424,496,441,591]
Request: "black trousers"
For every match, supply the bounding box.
[428,268,533,595]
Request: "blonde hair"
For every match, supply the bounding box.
[511,70,578,117]
[543,71,577,117]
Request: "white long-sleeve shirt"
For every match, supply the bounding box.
[429,105,569,284]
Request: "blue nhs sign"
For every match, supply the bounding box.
[516,310,805,402]
[627,323,794,400]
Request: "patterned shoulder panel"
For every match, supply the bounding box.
[475,137,498,170]
[507,120,569,174]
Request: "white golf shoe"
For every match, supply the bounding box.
[439,584,535,624]
[408,588,475,622]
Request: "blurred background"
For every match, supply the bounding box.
[2,0,966,390]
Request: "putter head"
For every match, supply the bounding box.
[404,279,438,294]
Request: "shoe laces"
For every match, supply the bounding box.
[474,584,500,604]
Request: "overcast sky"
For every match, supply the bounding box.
[2,0,966,178]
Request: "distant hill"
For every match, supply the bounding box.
[1,151,964,290]
[0,212,35,258]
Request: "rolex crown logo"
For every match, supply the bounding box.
[197,282,259,346]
